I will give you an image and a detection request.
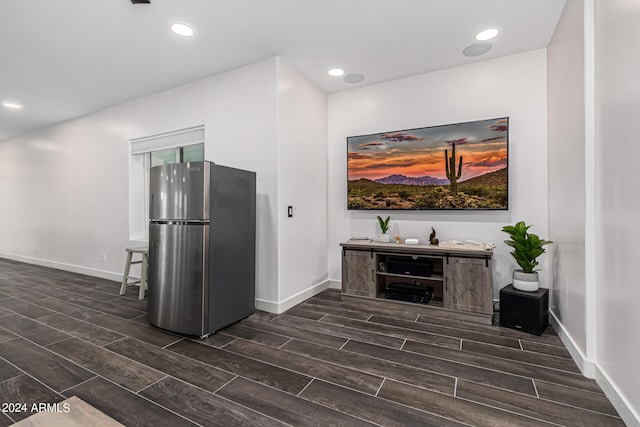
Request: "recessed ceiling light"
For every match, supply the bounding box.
[328,68,345,77]
[476,28,499,41]
[170,23,195,37]
[2,101,23,110]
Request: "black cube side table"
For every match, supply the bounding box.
[499,284,549,335]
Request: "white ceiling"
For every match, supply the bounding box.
[0,0,566,142]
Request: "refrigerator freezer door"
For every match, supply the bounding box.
[148,222,209,336]
[149,162,210,221]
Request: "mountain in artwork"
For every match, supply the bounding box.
[373,174,448,186]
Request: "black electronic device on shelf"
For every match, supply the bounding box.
[385,282,434,304]
[386,259,432,277]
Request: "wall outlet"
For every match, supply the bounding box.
[102,253,107,263]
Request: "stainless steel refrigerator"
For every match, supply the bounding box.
[147,161,256,338]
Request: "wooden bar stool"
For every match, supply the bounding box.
[119,247,149,300]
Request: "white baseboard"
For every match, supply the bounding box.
[0,252,122,282]
[593,364,640,427]
[549,310,595,378]
[550,310,640,426]
[328,279,341,290]
[254,298,281,314]
[255,280,331,314]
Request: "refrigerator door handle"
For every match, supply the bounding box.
[150,220,209,225]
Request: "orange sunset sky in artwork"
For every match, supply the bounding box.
[347,117,508,182]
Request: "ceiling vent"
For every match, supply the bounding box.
[130,0,151,4]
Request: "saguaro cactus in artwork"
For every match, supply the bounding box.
[445,143,463,195]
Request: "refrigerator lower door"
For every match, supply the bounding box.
[148,222,210,337]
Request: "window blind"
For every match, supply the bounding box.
[130,125,204,155]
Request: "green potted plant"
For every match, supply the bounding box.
[501,221,552,291]
[376,215,391,243]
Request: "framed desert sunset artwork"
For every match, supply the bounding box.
[347,117,509,210]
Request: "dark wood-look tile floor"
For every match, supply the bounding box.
[0,258,624,426]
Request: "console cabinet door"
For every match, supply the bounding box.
[444,257,493,314]
[342,249,376,297]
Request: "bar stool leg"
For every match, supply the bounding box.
[139,252,148,300]
[119,250,133,295]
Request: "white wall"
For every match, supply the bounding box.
[274,58,329,311]
[594,0,640,422]
[328,50,550,296]
[0,116,129,274]
[0,58,281,303]
[547,0,588,361]
[547,0,640,422]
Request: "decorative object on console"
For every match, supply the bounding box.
[405,238,419,245]
[439,240,486,250]
[376,215,391,242]
[346,117,509,210]
[394,233,403,244]
[501,221,552,292]
[429,227,439,245]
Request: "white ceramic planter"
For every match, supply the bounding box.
[378,233,391,243]
[512,270,539,292]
